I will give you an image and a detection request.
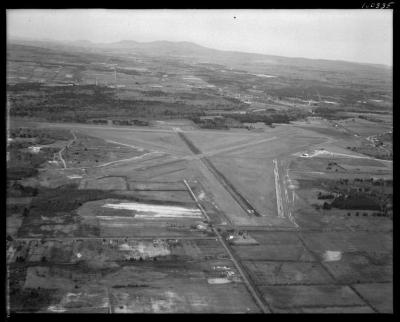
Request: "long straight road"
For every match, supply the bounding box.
[184,180,270,313]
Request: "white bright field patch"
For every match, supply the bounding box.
[322,250,342,262]
[253,73,277,78]
[102,202,203,219]
[28,146,41,153]
[118,241,171,258]
[207,278,232,284]
[47,305,67,313]
[67,175,83,179]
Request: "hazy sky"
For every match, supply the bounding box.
[7,9,393,66]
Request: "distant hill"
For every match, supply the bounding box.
[8,37,391,72]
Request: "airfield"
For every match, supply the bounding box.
[7,118,392,313]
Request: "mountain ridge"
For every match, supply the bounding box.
[7,37,392,70]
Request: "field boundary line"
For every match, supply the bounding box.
[13,236,219,241]
[296,233,379,313]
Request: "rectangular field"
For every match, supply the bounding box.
[8,238,260,313]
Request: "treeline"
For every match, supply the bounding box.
[10,128,71,144]
[331,194,381,211]
[358,115,385,123]
[7,82,42,92]
[7,167,38,181]
[7,128,69,180]
[7,181,38,197]
[9,83,308,125]
[226,113,290,125]
[189,117,229,130]
[8,84,213,122]
[91,119,150,126]
[313,106,391,120]
[8,145,58,179]
[190,109,308,128]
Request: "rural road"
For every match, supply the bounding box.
[184,180,271,313]
[57,130,77,169]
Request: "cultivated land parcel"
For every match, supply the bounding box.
[7,119,392,313]
[6,39,392,313]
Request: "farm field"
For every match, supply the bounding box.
[8,238,260,313]
[230,229,392,313]
[337,118,392,138]
[7,116,392,313]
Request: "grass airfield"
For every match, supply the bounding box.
[7,118,392,313]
